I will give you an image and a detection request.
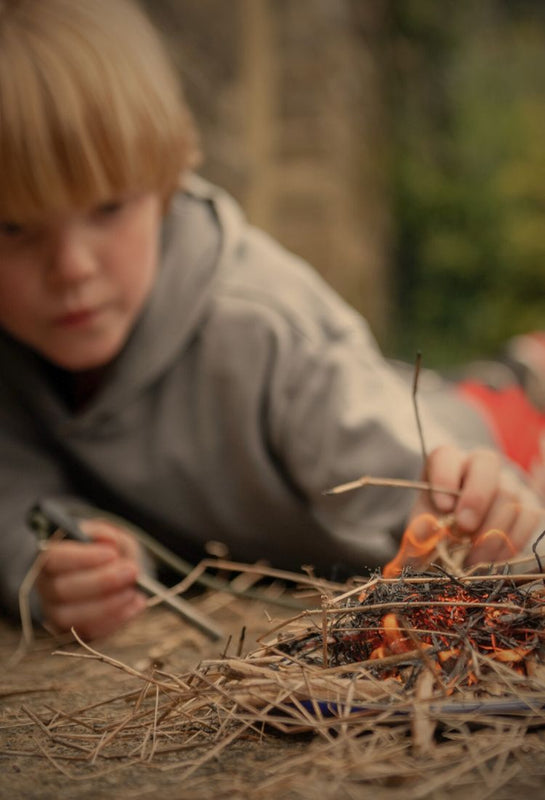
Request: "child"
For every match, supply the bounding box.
[0,0,542,640]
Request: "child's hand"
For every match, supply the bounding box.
[411,444,545,565]
[36,519,147,640]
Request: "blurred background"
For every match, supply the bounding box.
[141,0,545,370]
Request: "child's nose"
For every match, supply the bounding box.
[47,227,97,285]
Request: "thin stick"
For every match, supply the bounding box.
[192,558,345,592]
[53,630,185,693]
[325,353,448,499]
[413,351,428,467]
[323,476,462,497]
[321,595,329,669]
[532,529,545,576]
[236,626,246,658]
[351,572,545,586]
[9,533,65,665]
[331,576,380,605]
[291,599,528,616]
[22,705,52,737]
[320,648,429,673]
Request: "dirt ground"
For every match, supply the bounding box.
[0,593,280,799]
[2,593,545,800]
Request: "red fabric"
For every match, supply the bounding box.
[457,381,545,473]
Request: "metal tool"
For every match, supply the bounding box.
[28,499,223,641]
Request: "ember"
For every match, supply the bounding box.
[277,572,545,688]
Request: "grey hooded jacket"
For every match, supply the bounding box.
[0,177,485,616]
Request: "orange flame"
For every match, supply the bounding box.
[383,513,448,578]
[369,612,433,661]
[383,517,516,579]
[382,613,412,654]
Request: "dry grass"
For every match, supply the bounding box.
[4,561,545,799]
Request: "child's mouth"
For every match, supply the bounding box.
[54,308,101,328]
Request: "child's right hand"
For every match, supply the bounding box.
[35,519,147,640]
[411,444,544,565]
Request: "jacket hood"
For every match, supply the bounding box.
[90,176,227,419]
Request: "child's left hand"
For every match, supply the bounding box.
[410,444,545,565]
[35,518,147,640]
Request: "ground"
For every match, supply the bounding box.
[2,591,545,800]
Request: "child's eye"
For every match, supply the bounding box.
[94,201,124,218]
[0,221,25,238]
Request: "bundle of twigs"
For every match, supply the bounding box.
[267,571,545,683]
[5,561,545,797]
[26,568,545,732]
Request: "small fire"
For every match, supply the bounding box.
[278,514,544,689]
[383,513,517,578]
[331,577,544,687]
[347,515,537,685]
[279,567,545,689]
[366,589,535,678]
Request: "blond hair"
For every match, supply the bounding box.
[0,0,199,220]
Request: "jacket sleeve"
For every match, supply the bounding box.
[0,415,72,618]
[211,234,462,571]
[267,311,460,567]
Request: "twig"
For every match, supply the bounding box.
[21,705,52,737]
[236,627,246,658]
[323,476,462,497]
[412,351,428,468]
[321,595,330,669]
[532,529,545,576]
[53,630,185,693]
[281,600,528,616]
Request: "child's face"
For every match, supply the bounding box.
[0,193,162,371]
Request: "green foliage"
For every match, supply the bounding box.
[390,1,545,368]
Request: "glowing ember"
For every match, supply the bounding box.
[275,515,544,690]
[278,574,545,688]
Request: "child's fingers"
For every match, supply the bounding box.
[426,444,466,513]
[38,557,139,604]
[35,522,147,640]
[426,446,503,530]
[471,467,542,532]
[80,594,147,640]
[473,496,519,541]
[421,445,544,567]
[39,540,118,574]
[80,518,142,562]
[44,588,147,640]
[467,500,544,565]
[453,449,501,532]
[466,529,515,565]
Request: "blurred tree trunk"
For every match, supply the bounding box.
[143,0,393,342]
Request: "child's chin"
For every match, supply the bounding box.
[44,342,123,372]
